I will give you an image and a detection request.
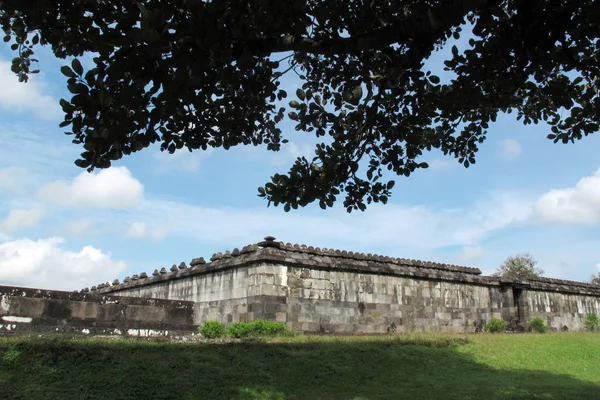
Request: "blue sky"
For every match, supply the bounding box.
[0,40,599,291]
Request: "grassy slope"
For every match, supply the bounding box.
[0,333,599,400]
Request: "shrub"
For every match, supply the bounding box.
[483,318,507,333]
[528,317,548,333]
[227,320,295,338]
[584,313,600,332]
[199,321,225,339]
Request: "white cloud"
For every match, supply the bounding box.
[596,263,600,273]
[125,222,169,240]
[459,246,485,263]
[0,125,79,174]
[535,168,600,223]
[38,166,144,209]
[453,191,533,244]
[0,58,61,120]
[269,142,315,167]
[0,237,126,291]
[497,138,523,160]
[66,219,93,235]
[122,190,531,256]
[427,159,457,171]
[0,166,29,195]
[1,208,45,234]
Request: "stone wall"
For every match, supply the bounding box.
[526,289,600,331]
[95,238,600,334]
[108,264,279,325]
[0,285,196,337]
[284,267,503,334]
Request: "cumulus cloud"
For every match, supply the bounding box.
[1,208,45,234]
[125,222,169,240]
[38,167,144,209]
[0,237,126,291]
[535,168,600,223]
[497,138,523,160]
[0,58,61,120]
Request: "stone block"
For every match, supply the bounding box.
[71,302,98,320]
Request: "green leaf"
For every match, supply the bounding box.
[296,89,305,101]
[351,86,362,103]
[68,83,87,94]
[61,65,77,78]
[59,98,73,111]
[74,159,92,168]
[71,58,83,75]
[429,75,440,84]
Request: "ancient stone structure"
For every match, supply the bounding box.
[0,285,196,336]
[93,237,600,334]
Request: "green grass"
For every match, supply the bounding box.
[1,333,599,399]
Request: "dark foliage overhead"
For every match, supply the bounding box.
[1,0,599,211]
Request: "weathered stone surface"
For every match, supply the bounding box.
[0,285,196,337]
[92,241,600,334]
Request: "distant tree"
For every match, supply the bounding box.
[1,1,599,212]
[493,254,544,280]
[591,272,600,286]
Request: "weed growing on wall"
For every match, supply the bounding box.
[585,313,600,332]
[199,321,226,339]
[529,317,549,333]
[483,318,508,333]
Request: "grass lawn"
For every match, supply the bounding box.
[1,332,599,399]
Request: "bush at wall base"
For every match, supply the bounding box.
[483,318,508,333]
[228,320,295,338]
[528,317,548,333]
[199,319,295,339]
[199,321,226,339]
[585,313,600,332]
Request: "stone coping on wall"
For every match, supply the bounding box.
[92,237,600,297]
[526,277,600,296]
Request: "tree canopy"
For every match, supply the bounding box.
[591,272,600,286]
[1,0,599,211]
[493,254,544,280]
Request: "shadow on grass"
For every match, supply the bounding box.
[0,337,597,400]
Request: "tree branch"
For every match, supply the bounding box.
[255,0,482,55]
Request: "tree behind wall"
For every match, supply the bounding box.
[591,273,600,286]
[494,254,544,280]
